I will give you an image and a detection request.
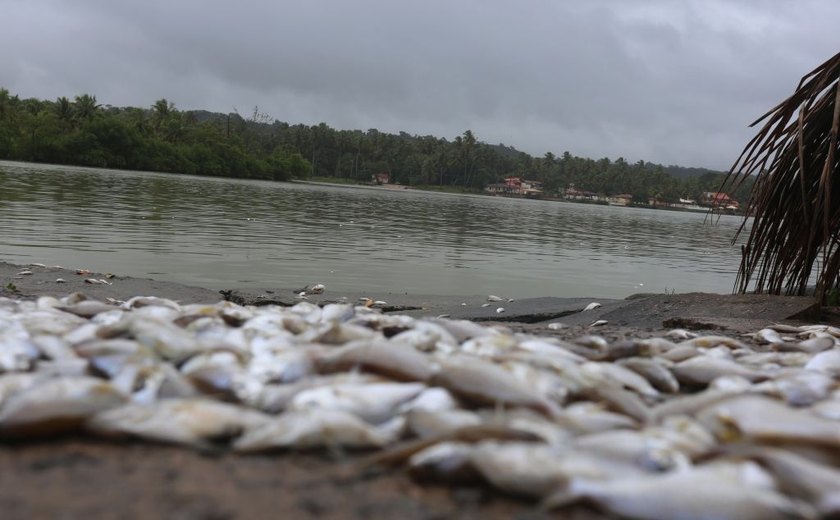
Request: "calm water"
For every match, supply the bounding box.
[0,161,750,298]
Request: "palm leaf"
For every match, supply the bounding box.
[721,52,840,302]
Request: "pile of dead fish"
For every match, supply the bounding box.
[2,293,840,519]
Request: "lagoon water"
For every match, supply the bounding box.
[0,160,750,299]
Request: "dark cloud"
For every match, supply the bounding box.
[3,0,838,169]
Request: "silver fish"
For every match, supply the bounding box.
[87,398,270,448]
[0,376,127,437]
[233,409,403,452]
[431,356,560,417]
[698,395,840,446]
[543,461,815,519]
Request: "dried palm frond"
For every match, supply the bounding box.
[722,52,840,302]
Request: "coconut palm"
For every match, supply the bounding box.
[722,52,840,302]
[73,94,100,121]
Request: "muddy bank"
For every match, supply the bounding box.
[0,438,619,520]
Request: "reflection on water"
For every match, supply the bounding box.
[0,161,750,298]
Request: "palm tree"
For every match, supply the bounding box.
[73,94,100,121]
[722,52,840,302]
[55,96,72,125]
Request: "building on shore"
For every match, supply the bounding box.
[700,191,740,211]
[372,172,390,185]
[485,176,543,197]
[563,184,600,201]
[607,193,633,206]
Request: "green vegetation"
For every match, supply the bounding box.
[0,88,751,204]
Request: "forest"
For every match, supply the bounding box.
[0,88,752,203]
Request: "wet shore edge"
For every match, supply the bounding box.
[0,260,828,337]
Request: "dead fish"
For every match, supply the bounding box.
[583,302,601,311]
[297,322,378,345]
[769,336,834,355]
[736,351,812,368]
[408,441,481,484]
[752,328,786,345]
[289,381,426,424]
[665,328,696,340]
[468,441,571,498]
[124,296,181,311]
[574,335,608,350]
[502,409,574,446]
[588,319,608,327]
[559,402,639,434]
[0,336,40,372]
[752,369,836,407]
[431,356,560,417]
[581,362,660,399]
[319,303,354,323]
[698,395,840,447]
[363,423,542,468]
[734,447,840,517]
[658,344,702,362]
[406,408,483,439]
[672,356,766,386]
[487,295,504,302]
[0,373,45,408]
[812,399,840,421]
[183,361,245,401]
[425,318,492,343]
[682,335,749,350]
[571,429,688,472]
[0,376,127,438]
[315,340,435,382]
[649,388,739,424]
[514,338,588,363]
[56,300,122,318]
[804,349,840,377]
[389,326,457,353]
[617,357,680,393]
[247,348,317,385]
[398,387,459,413]
[543,461,816,519]
[579,382,650,423]
[233,409,403,452]
[87,398,270,448]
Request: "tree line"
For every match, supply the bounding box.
[0,88,751,203]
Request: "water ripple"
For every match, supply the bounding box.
[0,160,751,298]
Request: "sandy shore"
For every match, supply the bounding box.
[0,260,831,519]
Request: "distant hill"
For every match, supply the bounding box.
[488,143,528,160]
[664,165,728,179]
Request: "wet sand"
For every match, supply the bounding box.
[0,260,831,519]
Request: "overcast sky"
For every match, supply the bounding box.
[2,0,837,170]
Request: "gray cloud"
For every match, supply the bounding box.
[3,0,838,169]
